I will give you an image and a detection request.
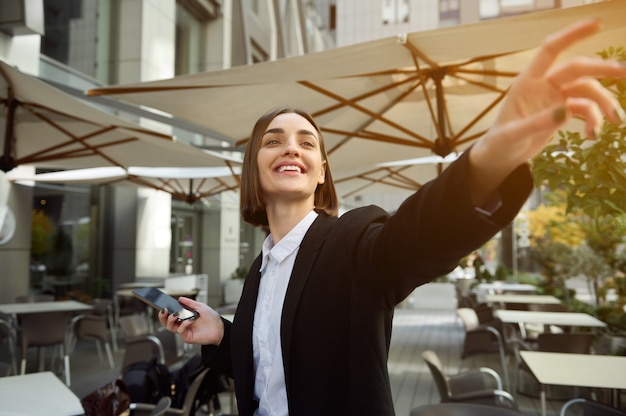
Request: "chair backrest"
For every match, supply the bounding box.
[120,314,151,339]
[19,311,72,348]
[457,308,480,331]
[73,314,108,342]
[122,336,165,373]
[561,398,626,416]
[91,298,113,316]
[537,333,595,354]
[421,350,450,402]
[0,362,11,377]
[153,329,183,367]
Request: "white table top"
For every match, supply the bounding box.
[485,294,561,304]
[477,282,537,292]
[0,300,93,315]
[495,310,607,327]
[0,371,85,415]
[520,351,626,389]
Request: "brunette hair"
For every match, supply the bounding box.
[240,106,338,226]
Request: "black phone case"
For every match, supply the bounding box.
[131,287,198,321]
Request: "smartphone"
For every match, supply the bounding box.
[131,287,199,322]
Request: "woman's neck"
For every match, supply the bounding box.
[265,200,315,244]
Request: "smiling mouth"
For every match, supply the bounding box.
[276,165,303,173]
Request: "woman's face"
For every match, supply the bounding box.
[257,112,326,206]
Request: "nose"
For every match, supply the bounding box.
[282,137,301,156]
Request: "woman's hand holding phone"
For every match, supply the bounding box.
[158,296,225,346]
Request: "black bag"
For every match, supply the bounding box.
[122,358,172,404]
[81,379,131,416]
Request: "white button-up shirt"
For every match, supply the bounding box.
[252,210,318,416]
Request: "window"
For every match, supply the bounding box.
[175,2,206,75]
[382,0,410,25]
[440,0,460,23]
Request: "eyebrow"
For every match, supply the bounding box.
[263,128,318,139]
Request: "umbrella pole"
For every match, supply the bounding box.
[1,89,18,172]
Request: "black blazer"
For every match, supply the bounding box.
[203,153,532,415]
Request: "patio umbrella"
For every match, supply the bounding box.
[10,163,242,204]
[0,59,228,173]
[86,2,626,198]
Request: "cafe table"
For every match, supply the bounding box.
[0,300,93,316]
[477,282,537,293]
[485,294,561,305]
[494,310,606,329]
[410,403,522,416]
[520,351,626,416]
[0,371,85,415]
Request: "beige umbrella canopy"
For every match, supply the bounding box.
[10,164,242,204]
[0,59,228,173]
[87,2,626,198]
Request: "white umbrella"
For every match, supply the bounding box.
[0,59,228,172]
[10,164,242,204]
[87,2,626,198]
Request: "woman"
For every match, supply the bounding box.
[160,19,626,415]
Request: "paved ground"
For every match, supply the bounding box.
[2,282,624,415]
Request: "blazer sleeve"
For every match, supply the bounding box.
[201,317,234,378]
[347,150,533,306]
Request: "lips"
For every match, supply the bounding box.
[275,163,305,173]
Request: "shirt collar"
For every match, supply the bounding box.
[259,210,319,272]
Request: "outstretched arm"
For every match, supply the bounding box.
[468,18,626,208]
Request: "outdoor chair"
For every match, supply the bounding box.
[0,316,17,375]
[18,311,73,385]
[456,307,511,390]
[69,311,115,368]
[0,361,11,377]
[560,398,626,416]
[129,367,211,416]
[421,350,518,410]
[120,315,184,373]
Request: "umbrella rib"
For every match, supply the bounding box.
[451,91,507,142]
[337,167,422,199]
[299,80,434,146]
[322,127,432,149]
[310,73,422,117]
[16,105,143,167]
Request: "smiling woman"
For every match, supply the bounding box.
[157,21,626,414]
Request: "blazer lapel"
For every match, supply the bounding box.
[280,213,336,372]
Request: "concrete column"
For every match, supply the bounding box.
[0,172,34,303]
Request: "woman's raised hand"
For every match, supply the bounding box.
[469,18,626,206]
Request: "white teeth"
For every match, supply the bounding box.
[277,165,301,173]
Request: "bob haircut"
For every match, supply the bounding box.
[240,106,339,227]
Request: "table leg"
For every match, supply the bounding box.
[540,389,547,416]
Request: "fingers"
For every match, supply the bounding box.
[525,18,601,78]
[178,296,201,310]
[547,57,626,86]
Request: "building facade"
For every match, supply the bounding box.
[0,0,601,305]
